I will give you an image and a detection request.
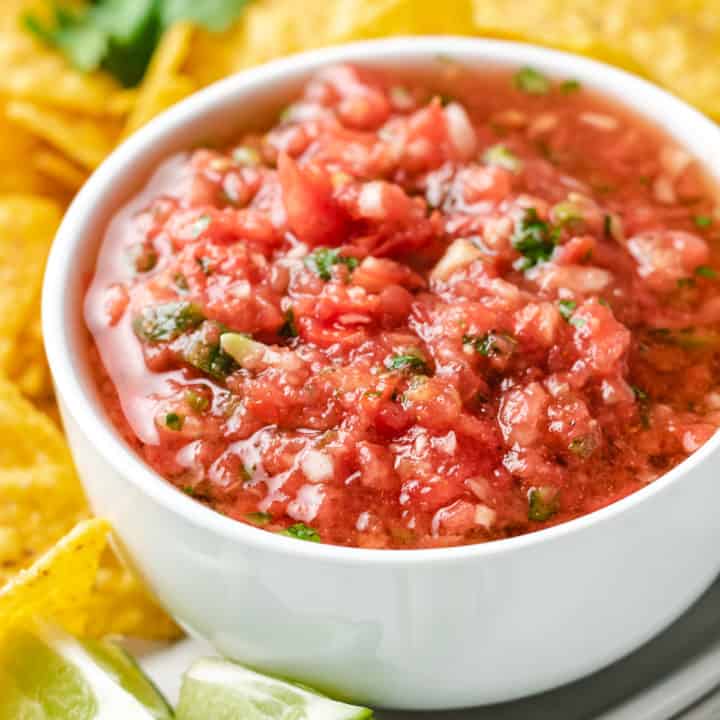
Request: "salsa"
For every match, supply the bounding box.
[85,63,720,549]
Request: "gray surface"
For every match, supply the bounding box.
[376,577,720,720]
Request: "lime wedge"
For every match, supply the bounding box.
[177,658,373,720]
[0,626,172,719]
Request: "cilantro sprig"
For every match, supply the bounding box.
[304,248,359,282]
[24,0,251,88]
[512,208,559,270]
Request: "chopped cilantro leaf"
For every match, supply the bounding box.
[182,485,196,496]
[696,265,717,279]
[462,332,515,357]
[133,301,205,342]
[557,299,577,321]
[278,307,298,338]
[164,412,184,431]
[385,352,428,374]
[512,208,559,270]
[514,67,550,94]
[631,385,648,401]
[280,523,321,542]
[560,78,581,93]
[24,0,250,88]
[694,215,713,229]
[528,487,559,521]
[304,248,359,281]
[569,316,586,328]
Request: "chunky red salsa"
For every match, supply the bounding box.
[86,63,720,549]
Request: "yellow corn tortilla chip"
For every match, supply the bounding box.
[4,308,54,402]
[6,100,119,170]
[0,518,109,638]
[0,376,181,639]
[0,194,61,381]
[122,22,196,137]
[33,150,88,193]
[471,0,720,121]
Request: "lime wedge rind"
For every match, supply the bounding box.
[177,657,373,720]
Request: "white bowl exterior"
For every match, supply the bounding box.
[44,38,720,709]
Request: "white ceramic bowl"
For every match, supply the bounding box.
[43,37,720,710]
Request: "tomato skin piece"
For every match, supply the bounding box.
[277,153,349,247]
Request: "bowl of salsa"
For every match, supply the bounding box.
[44,37,720,709]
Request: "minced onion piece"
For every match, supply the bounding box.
[444,102,477,160]
[474,504,496,529]
[300,449,335,483]
[579,112,619,131]
[431,238,484,281]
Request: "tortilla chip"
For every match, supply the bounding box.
[6,100,119,170]
[84,550,182,640]
[4,309,54,402]
[471,0,720,121]
[0,519,109,638]
[122,22,197,137]
[0,377,181,639]
[0,195,61,382]
[33,150,88,193]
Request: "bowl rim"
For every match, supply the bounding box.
[43,35,720,565]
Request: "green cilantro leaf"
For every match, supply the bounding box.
[246,511,272,526]
[161,0,250,31]
[280,523,321,542]
[694,215,713,229]
[557,299,577,321]
[514,67,550,94]
[560,78,581,93]
[695,265,717,279]
[462,332,515,358]
[133,301,205,343]
[512,208,559,270]
[304,248,359,281]
[385,352,428,374]
[24,0,250,88]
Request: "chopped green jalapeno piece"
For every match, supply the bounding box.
[483,144,522,173]
[512,208,559,270]
[557,299,577,321]
[514,67,550,94]
[279,523,321,542]
[246,511,272,525]
[553,201,584,226]
[528,486,559,521]
[182,322,238,380]
[133,301,205,342]
[304,248,359,281]
[164,412,184,431]
[385,352,428,373]
[184,389,209,413]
